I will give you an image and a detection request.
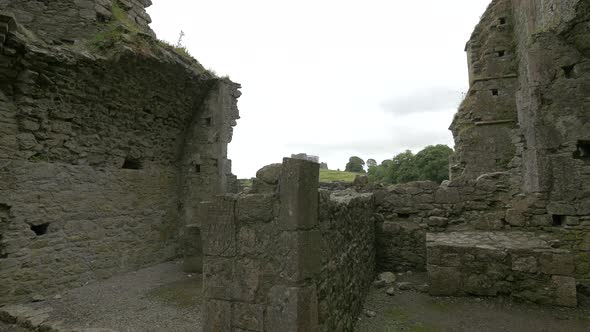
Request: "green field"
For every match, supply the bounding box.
[319,169,363,183]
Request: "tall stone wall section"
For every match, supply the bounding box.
[202,159,322,332]
[0,0,240,304]
[317,189,375,331]
[203,159,377,331]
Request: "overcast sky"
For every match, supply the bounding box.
[148,0,491,178]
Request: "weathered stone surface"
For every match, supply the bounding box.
[552,276,577,307]
[204,300,232,332]
[266,286,319,332]
[0,0,241,304]
[427,231,577,306]
[255,163,282,185]
[279,158,319,230]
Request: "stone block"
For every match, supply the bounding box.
[434,187,460,204]
[203,300,231,332]
[232,302,264,331]
[202,196,236,257]
[505,209,526,226]
[265,285,319,332]
[232,258,261,302]
[279,158,319,231]
[428,265,462,296]
[256,163,282,185]
[203,257,233,301]
[539,253,575,276]
[511,256,537,273]
[552,276,577,307]
[278,230,322,283]
[236,194,276,224]
[427,216,448,227]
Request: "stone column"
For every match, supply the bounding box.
[202,158,321,332]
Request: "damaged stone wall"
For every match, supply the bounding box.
[317,189,375,331]
[0,0,239,304]
[202,159,377,331]
[382,0,590,305]
[202,159,322,332]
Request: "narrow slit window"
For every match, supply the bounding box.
[195,164,201,173]
[562,65,575,79]
[397,213,410,219]
[122,157,142,170]
[573,141,590,159]
[31,223,50,236]
[491,89,499,96]
[205,117,212,127]
[499,17,507,25]
[552,215,565,227]
[497,50,506,57]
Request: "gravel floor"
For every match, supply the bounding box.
[0,322,31,332]
[27,261,203,332]
[356,272,590,332]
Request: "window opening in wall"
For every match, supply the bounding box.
[205,117,212,127]
[31,223,50,236]
[497,50,506,57]
[552,215,565,227]
[562,65,575,79]
[122,157,142,170]
[491,89,499,96]
[195,164,201,173]
[499,17,507,25]
[213,159,219,168]
[573,140,590,160]
[397,213,410,219]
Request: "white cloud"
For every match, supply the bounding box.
[148,0,491,177]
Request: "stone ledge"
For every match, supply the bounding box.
[427,231,577,307]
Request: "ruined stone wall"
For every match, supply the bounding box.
[317,189,375,331]
[450,0,520,181]
[0,0,239,304]
[202,160,377,331]
[0,0,155,42]
[202,159,322,332]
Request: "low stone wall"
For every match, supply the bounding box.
[427,231,577,307]
[317,189,375,331]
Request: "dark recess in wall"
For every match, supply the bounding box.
[31,223,50,236]
[552,215,565,227]
[122,157,142,170]
[574,141,590,160]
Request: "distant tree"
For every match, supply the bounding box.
[414,145,453,183]
[387,150,418,184]
[345,156,365,173]
[366,158,377,169]
[367,145,453,184]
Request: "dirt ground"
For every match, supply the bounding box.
[4,264,590,331]
[356,272,590,332]
[20,261,203,332]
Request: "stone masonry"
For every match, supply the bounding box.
[0,0,240,304]
[202,158,322,332]
[202,159,376,331]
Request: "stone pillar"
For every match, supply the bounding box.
[202,158,321,332]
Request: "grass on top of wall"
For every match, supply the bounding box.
[319,169,363,183]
